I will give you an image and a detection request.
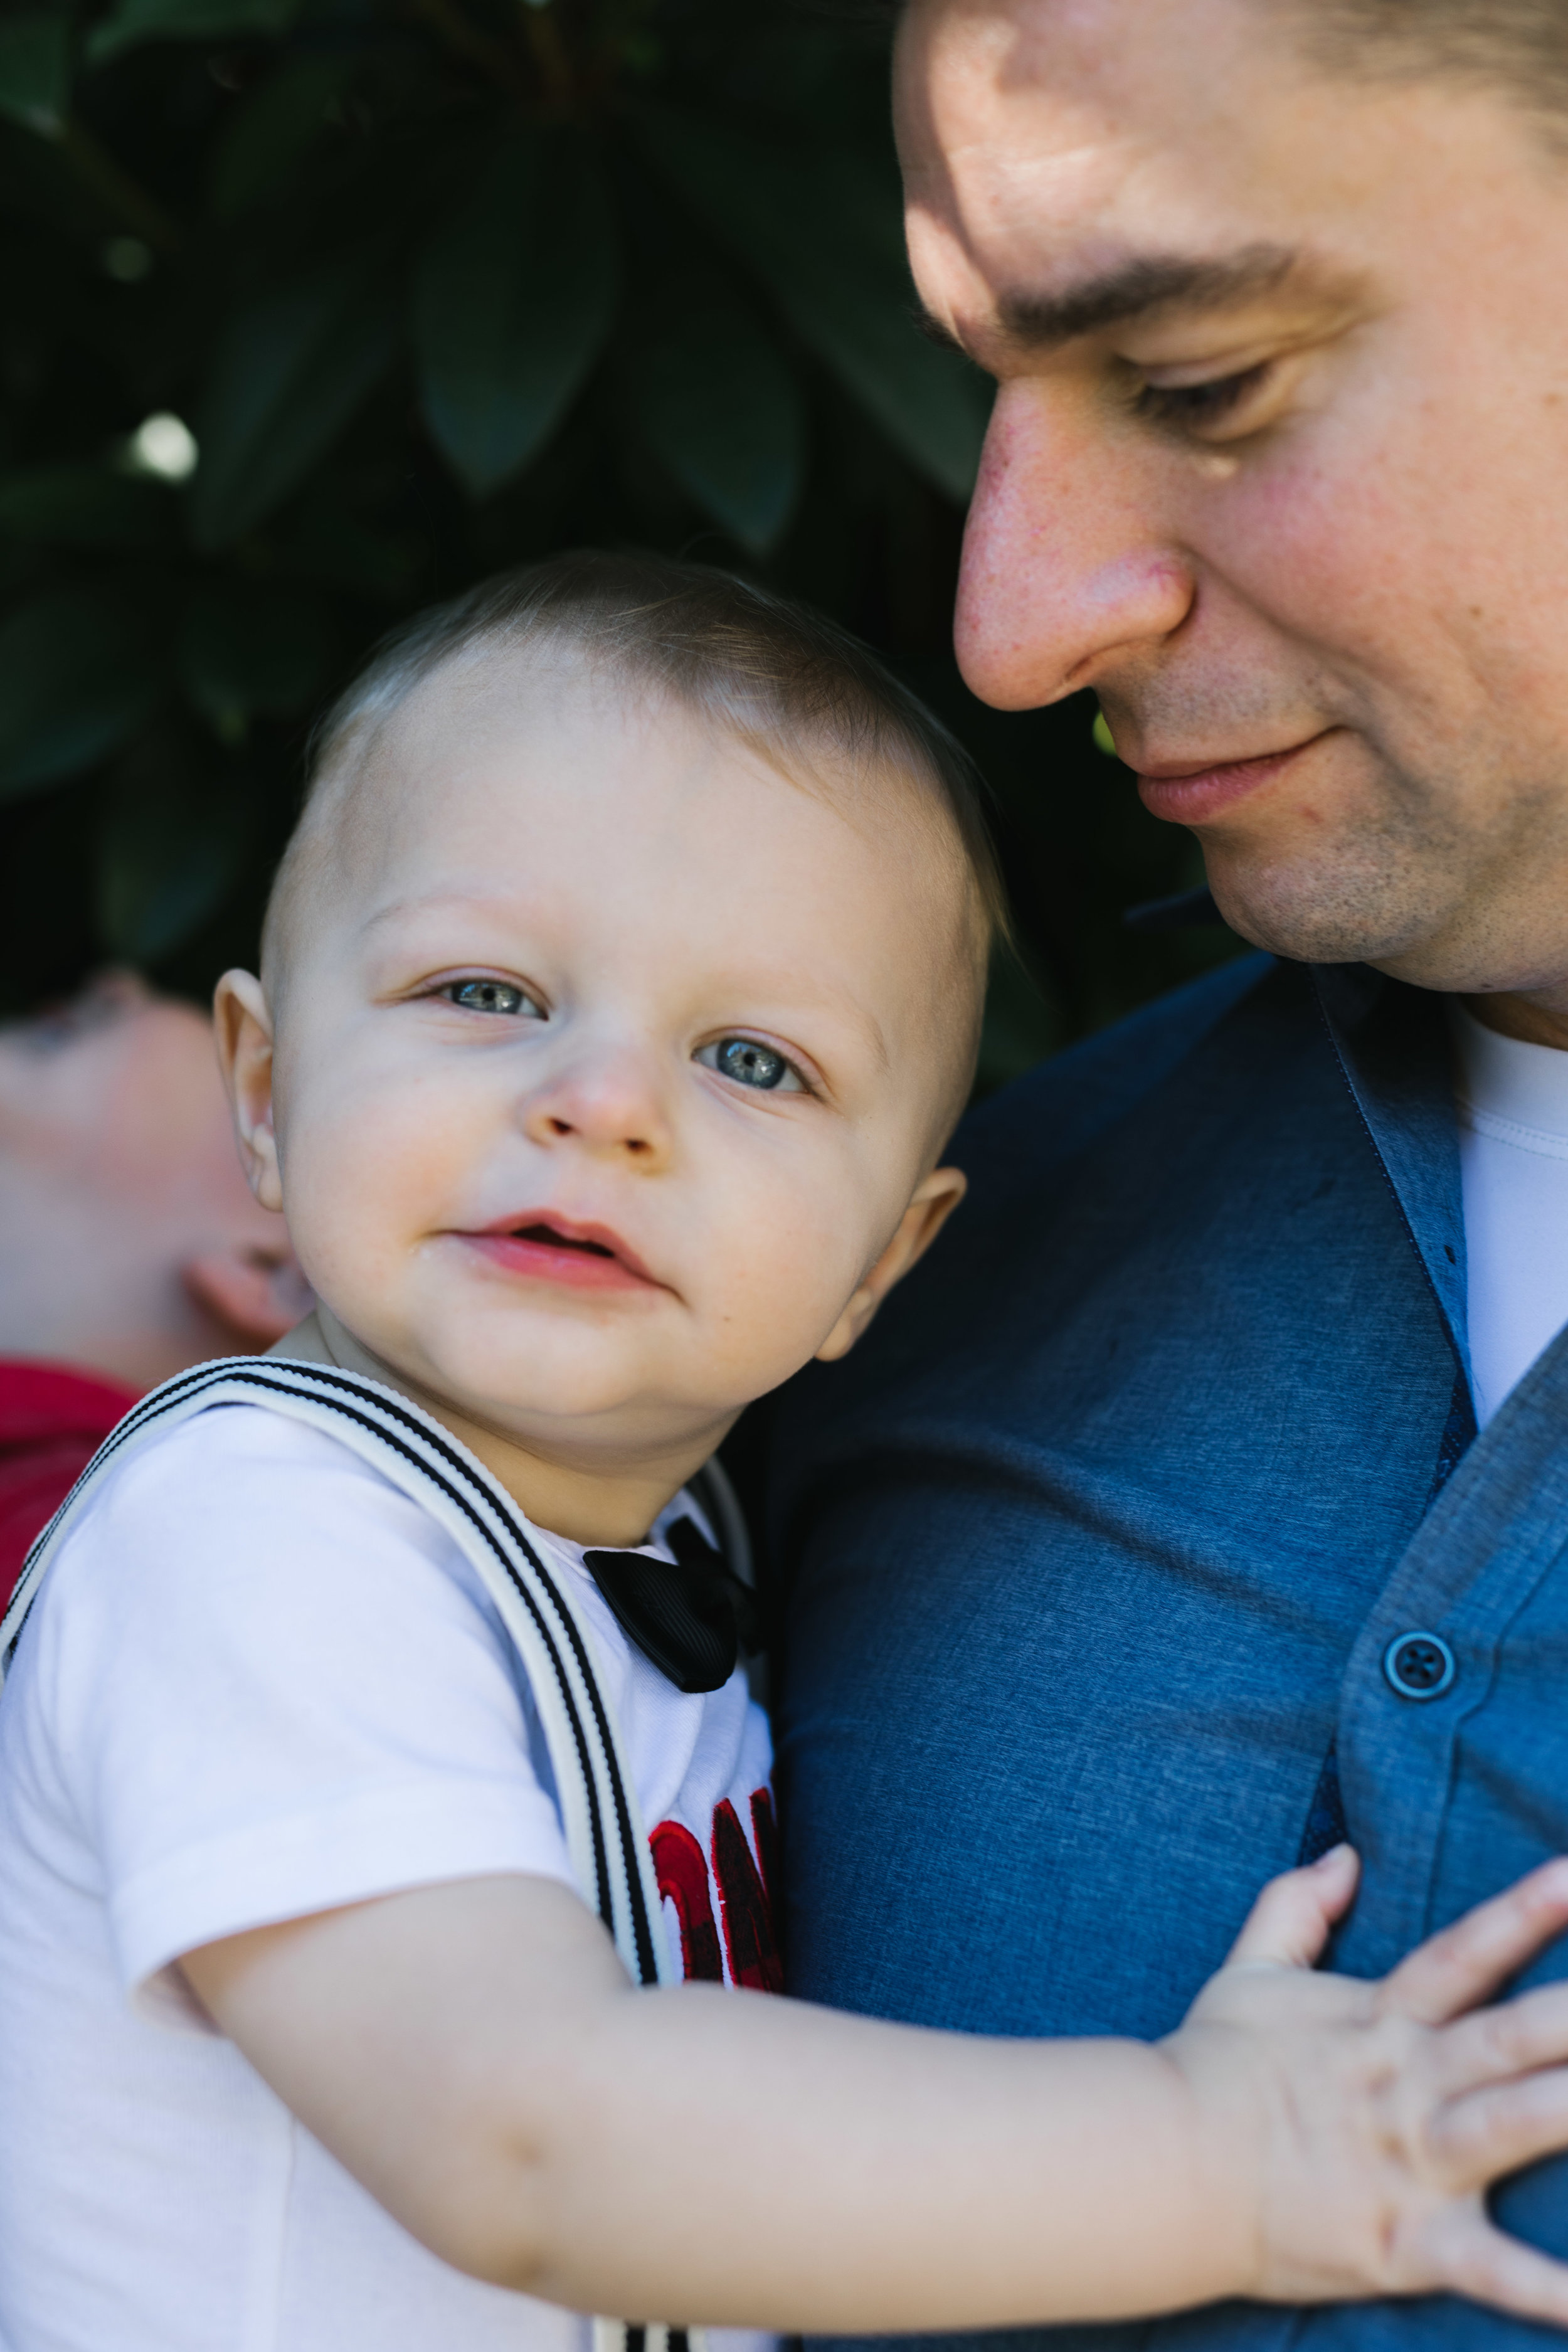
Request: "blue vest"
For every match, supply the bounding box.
[769,954,1568,2351]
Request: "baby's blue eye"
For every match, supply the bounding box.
[699,1036,800,1092]
[445,980,541,1017]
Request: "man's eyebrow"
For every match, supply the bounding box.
[919,243,1303,356]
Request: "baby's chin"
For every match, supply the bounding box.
[347,1308,734,1454]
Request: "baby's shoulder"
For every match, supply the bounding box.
[40,1397,465,1633]
[85,1397,398,1523]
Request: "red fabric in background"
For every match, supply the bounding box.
[0,1362,138,1612]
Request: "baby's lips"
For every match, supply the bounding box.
[457,1211,665,1293]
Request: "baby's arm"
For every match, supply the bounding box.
[182,1846,1568,2333]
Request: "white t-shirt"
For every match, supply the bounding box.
[0,1402,776,2352]
[1453,1000,1568,1426]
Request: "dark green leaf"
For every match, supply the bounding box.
[0,588,164,801]
[86,0,301,70]
[415,130,618,501]
[642,114,990,503]
[178,578,334,736]
[209,53,347,220]
[0,14,69,138]
[630,289,803,554]
[273,504,422,602]
[0,782,98,1004]
[96,761,252,961]
[0,115,114,243]
[190,249,399,549]
[0,465,176,549]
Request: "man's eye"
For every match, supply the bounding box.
[696,1037,803,1093]
[443,980,543,1018]
[1135,362,1270,436]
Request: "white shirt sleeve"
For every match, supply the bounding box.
[19,1405,577,2025]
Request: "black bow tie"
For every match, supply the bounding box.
[582,1517,759,1694]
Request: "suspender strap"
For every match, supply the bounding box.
[0,1354,715,2352]
[600,2326,697,2352]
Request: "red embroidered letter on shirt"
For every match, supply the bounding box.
[653,1789,781,1989]
[650,1820,723,1982]
[711,1793,783,1993]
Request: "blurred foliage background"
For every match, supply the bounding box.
[0,0,1241,1090]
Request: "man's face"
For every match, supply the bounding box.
[901,0,1568,996]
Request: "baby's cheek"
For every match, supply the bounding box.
[275,1098,422,1325]
[702,1173,870,1385]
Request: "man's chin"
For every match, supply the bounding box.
[1202,855,1456,975]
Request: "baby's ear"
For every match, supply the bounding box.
[214,971,282,1211]
[815,1167,967,1364]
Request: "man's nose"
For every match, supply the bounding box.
[519,1041,673,1169]
[954,380,1196,711]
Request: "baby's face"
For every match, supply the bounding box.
[232,664,972,1469]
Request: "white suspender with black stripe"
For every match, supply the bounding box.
[0,1353,733,2352]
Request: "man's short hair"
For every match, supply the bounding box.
[283,548,1009,952]
[883,0,1568,120]
[1286,0,1568,115]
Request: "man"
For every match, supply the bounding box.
[769,3,1568,2345]
[0,970,309,1601]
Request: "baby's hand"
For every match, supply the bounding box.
[1166,1846,1568,2324]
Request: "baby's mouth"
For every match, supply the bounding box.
[460,1214,660,1294]
[512,1222,613,1259]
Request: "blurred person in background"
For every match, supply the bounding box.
[0,970,309,1605]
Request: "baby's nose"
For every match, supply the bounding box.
[541,1111,655,1157]
[521,1051,671,1165]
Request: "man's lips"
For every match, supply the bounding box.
[1134,732,1332,826]
[457,1214,660,1293]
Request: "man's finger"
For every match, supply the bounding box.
[1429,2210,1568,2329]
[1430,2064,1568,2192]
[1380,1859,1568,2025]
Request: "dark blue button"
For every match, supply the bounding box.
[1384,1630,1456,1700]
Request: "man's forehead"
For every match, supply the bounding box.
[898,0,1295,142]
[898,0,1275,191]
[897,0,1366,336]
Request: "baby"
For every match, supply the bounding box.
[7,551,1568,2352]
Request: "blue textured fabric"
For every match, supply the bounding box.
[769,953,1568,2351]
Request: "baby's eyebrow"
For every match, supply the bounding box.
[358,887,506,936]
[805,982,891,1076]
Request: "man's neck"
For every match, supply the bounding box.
[1463,992,1568,1052]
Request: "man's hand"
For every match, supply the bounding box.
[1170,1847,1568,2323]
